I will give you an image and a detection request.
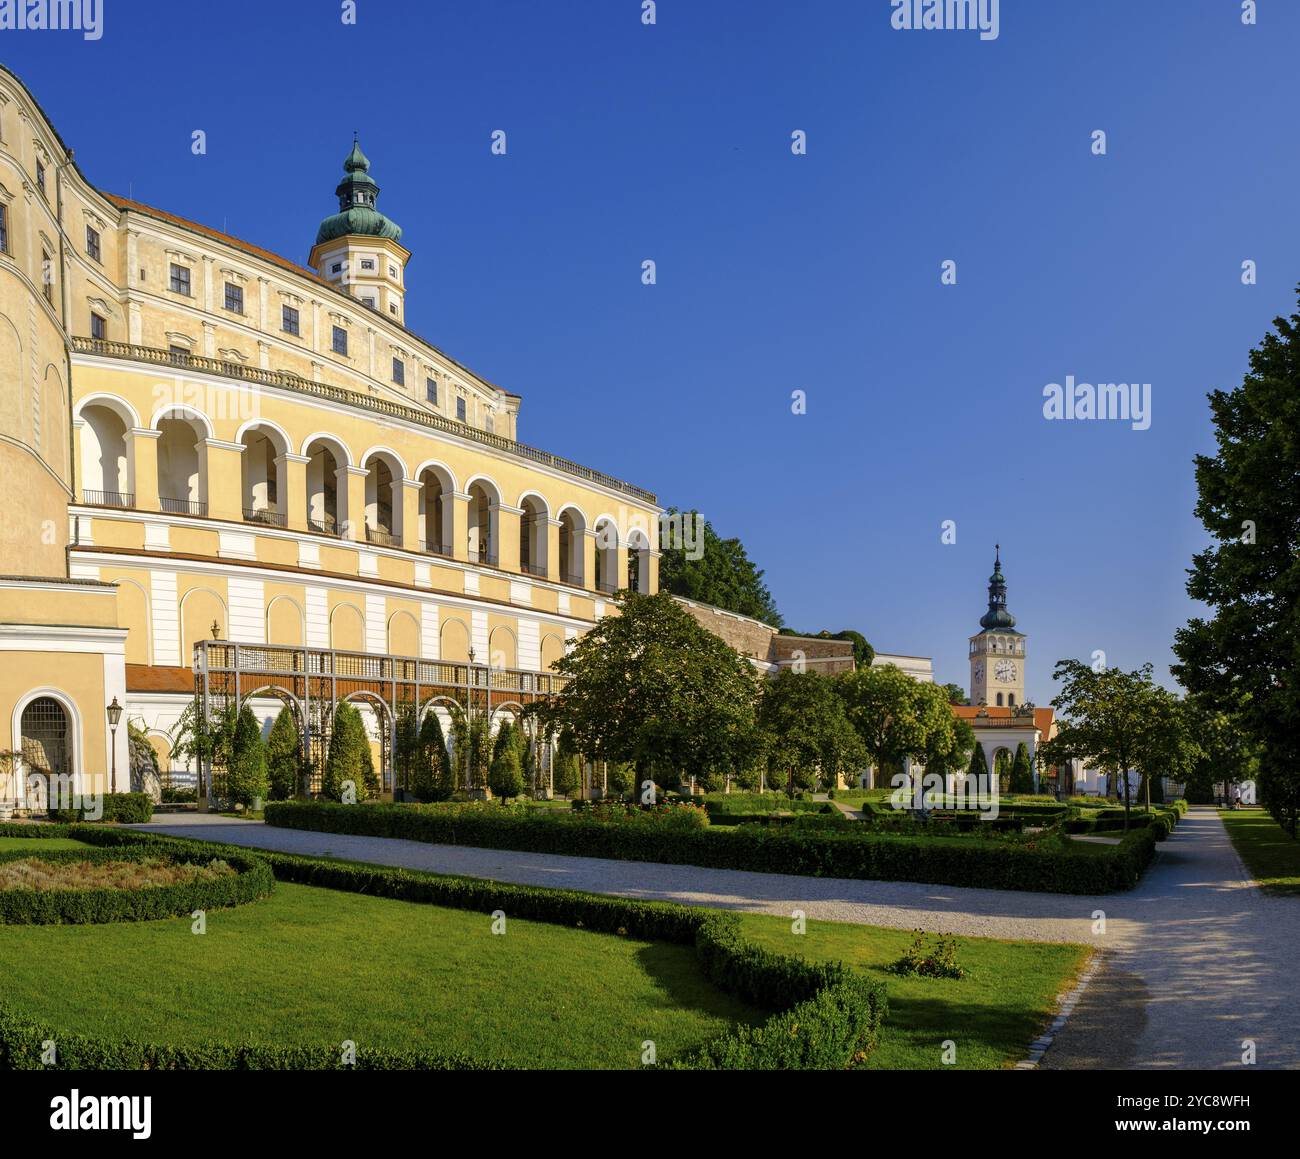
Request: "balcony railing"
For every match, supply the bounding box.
[161,496,208,518]
[81,489,134,509]
[596,578,619,595]
[419,539,454,559]
[468,546,499,567]
[308,514,340,536]
[521,560,548,578]
[244,507,288,528]
[366,525,400,547]
[73,336,657,504]
[560,568,584,588]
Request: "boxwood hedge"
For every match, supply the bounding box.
[264,800,1161,893]
[49,792,153,824]
[0,824,887,1070]
[0,843,274,924]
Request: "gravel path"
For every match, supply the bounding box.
[133,806,1299,1069]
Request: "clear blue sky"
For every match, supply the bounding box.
[7,0,1298,702]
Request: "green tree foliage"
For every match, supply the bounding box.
[414,710,453,802]
[924,715,976,787]
[657,510,783,628]
[393,701,421,796]
[1172,294,1300,835]
[265,707,301,801]
[323,702,377,802]
[757,671,865,794]
[1182,697,1259,804]
[448,706,469,792]
[779,628,875,669]
[227,705,269,807]
[170,700,238,787]
[1008,742,1034,795]
[1039,661,1199,830]
[941,683,969,706]
[467,714,492,791]
[552,730,581,797]
[966,740,990,792]
[836,665,960,796]
[539,591,761,789]
[488,721,526,801]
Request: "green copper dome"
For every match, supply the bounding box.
[315,138,403,246]
[978,545,1021,632]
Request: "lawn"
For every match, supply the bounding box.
[0,836,89,852]
[736,913,1090,1069]
[1220,808,1300,895]
[0,878,764,1068]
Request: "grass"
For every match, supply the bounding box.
[736,913,1090,1069]
[0,855,236,891]
[0,880,764,1068]
[1220,808,1300,895]
[0,836,90,851]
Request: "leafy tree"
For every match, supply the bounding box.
[836,665,959,799]
[757,671,865,794]
[1172,293,1300,835]
[924,714,976,790]
[265,707,301,801]
[539,591,761,790]
[323,702,377,802]
[393,701,421,796]
[1008,742,1034,795]
[1131,687,1199,812]
[1182,696,1259,804]
[779,628,875,669]
[657,510,783,628]
[966,740,990,793]
[448,706,469,792]
[467,714,492,792]
[171,699,238,799]
[488,721,526,801]
[227,705,268,807]
[552,730,581,797]
[415,710,453,802]
[941,683,969,706]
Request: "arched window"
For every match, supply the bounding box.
[20,696,71,809]
[1008,693,1016,707]
[996,693,1004,706]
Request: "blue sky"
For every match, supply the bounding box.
[7,0,1298,702]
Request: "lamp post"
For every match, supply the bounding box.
[106,697,123,793]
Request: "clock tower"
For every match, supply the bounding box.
[969,546,1026,708]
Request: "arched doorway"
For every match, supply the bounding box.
[20,696,71,811]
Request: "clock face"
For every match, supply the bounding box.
[995,659,1017,683]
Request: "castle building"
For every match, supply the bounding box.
[0,67,660,809]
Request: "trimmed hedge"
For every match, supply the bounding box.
[1,824,887,1070]
[0,843,274,924]
[265,800,1161,893]
[49,792,153,824]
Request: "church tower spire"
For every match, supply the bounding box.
[969,545,1027,708]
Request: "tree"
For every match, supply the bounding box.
[657,510,783,628]
[941,683,969,706]
[539,591,761,790]
[227,705,268,808]
[488,721,525,801]
[553,731,581,797]
[448,706,469,792]
[779,627,875,669]
[966,740,990,794]
[393,701,421,796]
[1038,661,1194,830]
[467,714,492,792]
[1172,293,1300,835]
[171,699,238,799]
[265,707,301,800]
[1182,696,1259,804]
[1130,687,1199,812]
[1008,742,1034,795]
[924,714,976,793]
[836,665,959,801]
[323,702,377,802]
[414,710,453,802]
[757,670,866,794]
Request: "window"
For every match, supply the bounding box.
[392,357,405,386]
[456,397,466,422]
[224,282,243,314]
[389,303,397,316]
[35,160,45,193]
[331,262,342,274]
[282,305,300,335]
[169,263,191,295]
[389,265,397,278]
[0,204,7,253]
[85,225,101,262]
[41,249,53,303]
[332,325,348,356]
[425,378,437,405]
[360,258,375,271]
[168,344,189,362]
[90,312,106,340]
[362,296,376,309]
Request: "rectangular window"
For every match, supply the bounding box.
[90,312,106,340]
[456,397,466,422]
[360,258,375,271]
[85,225,101,262]
[224,282,243,313]
[392,357,405,386]
[282,305,300,335]
[389,265,398,278]
[362,296,376,309]
[332,325,348,356]
[35,160,45,193]
[169,263,191,295]
[0,204,7,254]
[41,249,53,303]
[426,378,437,405]
[331,262,342,274]
[389,303,397,316]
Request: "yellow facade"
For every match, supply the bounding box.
[0,65,660,807]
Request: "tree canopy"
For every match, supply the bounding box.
[657,509,783,628]
[757,670,865,794]
[835,664,960,787]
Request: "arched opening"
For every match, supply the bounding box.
[627,529,651,593]
[540,633,566,673]
[519,494,548,578]
[330,602,366,652]
[996,693,1004,707]
[1008,693,1016,707]
[418,465,452,557]
[20,696,71,810]
[266,596,305,646]
[593,518,618,594]
[558,508,585,587]
[79,402,130,506]
[305,438,343,535]
[489,625,517,670]
[156,410,207,516]
[241,425,288,525]
[363,451,403,546]
[467,480,499,565]
[439,618,471,663]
